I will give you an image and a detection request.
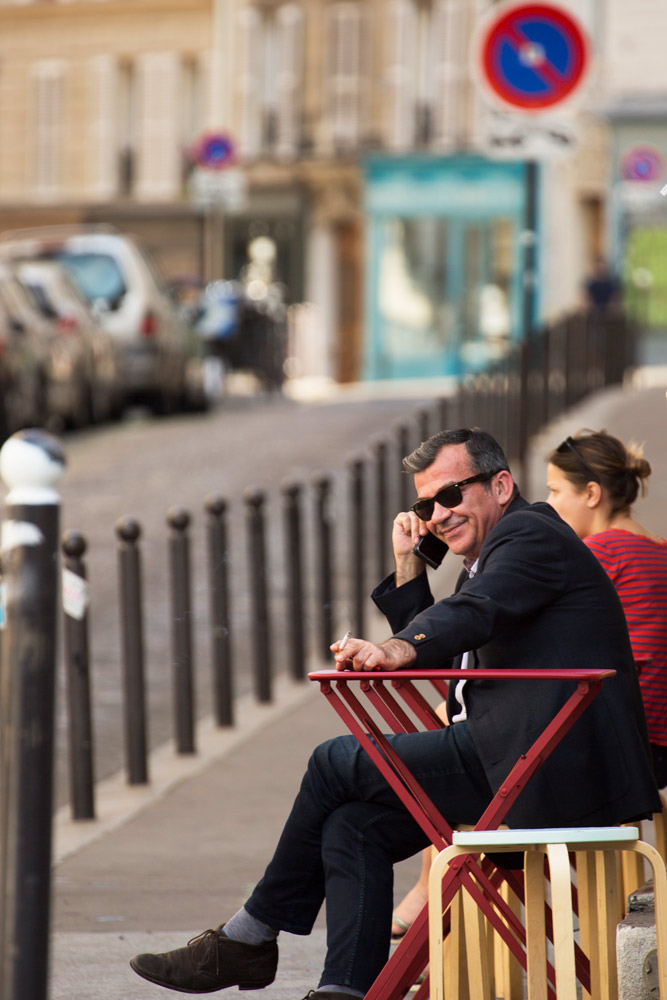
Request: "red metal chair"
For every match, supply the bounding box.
[309,667,615,1000]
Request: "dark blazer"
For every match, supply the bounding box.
[372,496,660,827]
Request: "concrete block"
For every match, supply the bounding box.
[617,911,656,1000]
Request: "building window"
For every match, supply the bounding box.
[237,3,305,160]
[324,2,366,153]
[135,51,181,201]
[384,0,480,151]
[30,60,65,199]
[181,56,204,185]
[275,4,304,159]
[118,59,139,197]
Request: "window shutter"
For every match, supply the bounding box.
[431,0,466,148]
[384,0,417,150]
[198,50,215,131]
[87,54,118,199]
[237,5,263,159]
[135,51,180,201]
[275,3,304,159]
[325,2,364,151]
[30,60,65,200]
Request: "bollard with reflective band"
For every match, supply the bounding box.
[0,428,65,1000]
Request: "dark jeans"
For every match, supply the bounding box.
[245,721,493,993]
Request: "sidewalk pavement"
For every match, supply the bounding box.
[49,376,667,1000]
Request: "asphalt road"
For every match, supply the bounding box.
[3,388,442,809]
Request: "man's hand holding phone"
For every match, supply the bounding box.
[392,511,447,584]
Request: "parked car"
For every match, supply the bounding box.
[0,225,195,414]
[0,263,45,438]
[15,258,124,424]
[0,261,95,435]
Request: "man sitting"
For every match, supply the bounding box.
[131,428,659,998]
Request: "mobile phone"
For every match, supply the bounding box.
[412,532,449,569]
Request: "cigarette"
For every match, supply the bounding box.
[338,630,352,651]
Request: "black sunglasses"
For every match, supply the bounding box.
[556,437,600,483]
[410,471,500,521]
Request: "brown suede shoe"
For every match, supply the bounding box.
[130,925,278,994]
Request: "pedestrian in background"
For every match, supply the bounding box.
[546,429,667,787]
[584,257,622,314]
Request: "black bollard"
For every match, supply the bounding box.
[243,487,272,703]
[205,494,233,726]
[167,507,195,754]
[437,396,450,431]
[61,530,95,821]
[349,456,365,638]
[395,423,410,513]
[372,438,389,581]
[0,428,65,1000]
[313,474,334,660]
[417,407,430,444]
[115,516,148,785]
[282,480,306,681]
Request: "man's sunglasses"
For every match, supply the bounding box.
[410,471,500,521]
[556,436,600,483]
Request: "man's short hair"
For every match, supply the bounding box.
[403,428,512,480]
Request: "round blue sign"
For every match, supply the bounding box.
[479,3,589,111]
[192,132,236,170]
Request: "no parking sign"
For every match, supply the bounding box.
[476,2,591,112]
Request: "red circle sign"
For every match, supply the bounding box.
[621,146,664,183]
[191,132,236,170]
[477,3,590,111]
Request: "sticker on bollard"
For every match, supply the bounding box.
[62,567,89,620]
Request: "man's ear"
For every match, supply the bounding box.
[494,470,515,505]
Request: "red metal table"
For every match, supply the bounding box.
[309,667,615,1000]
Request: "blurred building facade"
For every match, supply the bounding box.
[0,0,661,380]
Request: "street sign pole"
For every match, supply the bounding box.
[522,159,539,335]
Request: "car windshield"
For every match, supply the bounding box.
[58,252,126,308]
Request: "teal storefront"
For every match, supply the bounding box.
[364,155,537,380]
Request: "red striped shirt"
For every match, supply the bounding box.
[585,529,667,745]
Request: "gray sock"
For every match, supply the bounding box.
[221,906,278,945]
[318,987,364,997]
